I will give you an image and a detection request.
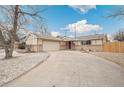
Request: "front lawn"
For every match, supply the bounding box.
[0,49,49,86]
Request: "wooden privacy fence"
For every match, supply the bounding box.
[103,42,124,53]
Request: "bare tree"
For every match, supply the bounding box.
[113,28,124,41]
[107,7,124,19]
[0,5,44,59]
[107,7,124,42]
[35,23,50,36]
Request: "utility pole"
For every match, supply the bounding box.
[64,29,67,37]
[74,24,76,40]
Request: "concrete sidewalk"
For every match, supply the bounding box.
[4,51,124,87]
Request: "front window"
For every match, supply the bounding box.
[81,40,91,45]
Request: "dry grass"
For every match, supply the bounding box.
[90,52,124,68]
[0,50,49,86]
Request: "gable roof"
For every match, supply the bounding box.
[77,34,106,41]
[28,32,107,42]
[31,32,62,41]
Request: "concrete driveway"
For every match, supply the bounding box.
[4,51,124,87]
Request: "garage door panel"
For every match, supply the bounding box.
[43,41,60,51]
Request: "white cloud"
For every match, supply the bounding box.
[64,20,102,33]
[51,31,60,37]
[69,5,96,14]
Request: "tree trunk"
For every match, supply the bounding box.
[5,5,19,59]
[0,30,14,59]
[4,42,14,59]
[0,5,19,59]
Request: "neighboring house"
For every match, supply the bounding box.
[14,29,31,49]
[26,33,108,52]
[0,29,30,49]
[0,36,22,49]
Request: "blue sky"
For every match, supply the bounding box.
[0,5,123,37]
[40,5,124,37]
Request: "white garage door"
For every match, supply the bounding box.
[43,41,60,51]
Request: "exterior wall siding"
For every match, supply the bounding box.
[26,45,38,52]
[60,41,67,50]
[26,34,43,52]
[74,45,103,52]
[26,34,37,45]
[73,39,104,51]
[37,38,43,52]
[91,40,103,45]
[74,40,103,52]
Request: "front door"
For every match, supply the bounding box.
[66,41,75,49]
[69,41,71,49]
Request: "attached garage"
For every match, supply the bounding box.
[26,33,63,52]
[42,40,60,51]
